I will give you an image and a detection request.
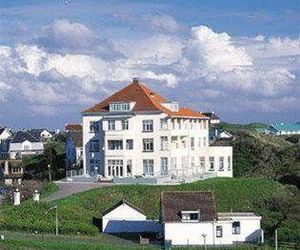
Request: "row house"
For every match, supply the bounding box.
[82,79,232,182]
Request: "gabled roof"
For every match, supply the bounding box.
[161,191,218,223]
[102,199,145,217]
[67,131,83,147]
[28,129,54,139]
[83,80,208,119]
[11,131,41,143]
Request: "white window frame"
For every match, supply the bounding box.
[219,156,224,171]
[108,140,123,150]
[143,159,154,176]
[143,138,154,152]
[209,156,215,171]
[126,139,133,150]
[142,120,153,132]
[122,120,129,130]
[108,120,116,131]
[161,157,168,176]
[160,136,168,151]
[107,159,124,177]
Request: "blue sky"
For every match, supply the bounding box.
[0,0,299,129]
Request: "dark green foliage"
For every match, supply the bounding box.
[23,138,66,181]
[229,130,300,180]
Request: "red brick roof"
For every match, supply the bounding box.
[84,80,208,119]
[161,191,218,222]
[65,124,82,131]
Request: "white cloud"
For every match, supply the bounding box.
[144,14,181,32]
[188,26,253,72]
[0,20,299,121]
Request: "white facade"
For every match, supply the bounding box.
[164,213,262,246]
[102,203,146,232]
[83,112,232,180]
[9,140,44,159]
[102,202,161,234]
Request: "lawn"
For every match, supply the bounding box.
[0,231,159,250]
[0,178,291,237]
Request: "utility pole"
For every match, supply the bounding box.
[55,205,58,236]
[48,164,52,182]
[275,229,278,250]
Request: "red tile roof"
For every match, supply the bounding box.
[65,124,82,131]
[84,80,208,119]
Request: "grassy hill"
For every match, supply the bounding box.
[1,178,298,243]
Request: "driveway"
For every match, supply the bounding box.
[43,182,113,202]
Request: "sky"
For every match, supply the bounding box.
[0,0,299,129]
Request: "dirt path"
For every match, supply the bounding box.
[43,181,113,202]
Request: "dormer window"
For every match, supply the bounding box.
[109,102,135,112]
[161,102,179,112]
[181,211,200,222]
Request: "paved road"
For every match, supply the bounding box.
[43,182,113,202]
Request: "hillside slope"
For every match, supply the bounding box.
[1,178,298,242]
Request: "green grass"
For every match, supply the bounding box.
[0,231,159,250]
[41,182,59,199]
[0,178,290,236]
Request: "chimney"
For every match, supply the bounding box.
[133,77,139,84]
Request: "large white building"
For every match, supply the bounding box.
[82,79,232,182]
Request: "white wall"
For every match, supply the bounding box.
[165,215,262,246]
[102,203,146,233]
[165,222,215,245]
[0,129,11,141]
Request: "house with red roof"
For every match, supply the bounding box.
[81,79,232,183]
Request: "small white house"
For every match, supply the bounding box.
[102,199,162,234]
[9,131,44,159]
[161,191,263,246]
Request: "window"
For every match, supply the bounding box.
[200,157,205,169]
[219,157,224,171]
[190,120,193,129]
[89,140,100,152]
[122,120,129,130]
[199,121,203,130]
[126,139,133,150]
[203,120,207,129]
[142,120,153,132]
[232,221,241,234]
[126,160,132,176]
[107,159,124,177]
[182,156,188,167]
[108,140,123,150]
[160,136,168,151]
[172,120,175,129]
[160,119,168,130]
[89,121,99,132]
[198,137,201,148]
[228,156,231,171]
[109,102,130,112]
[216,226,223,238]
[23,145,30,150]
[203,137,207,146]
[143,138,154,152]
[209,157,215,171]
[190,137,195,150]
[171,157,177,170]
[161,157,168,176]
[108,120,115,130]
[143,159,154,175]
[181,211,200,222]
[178,120,181,129]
